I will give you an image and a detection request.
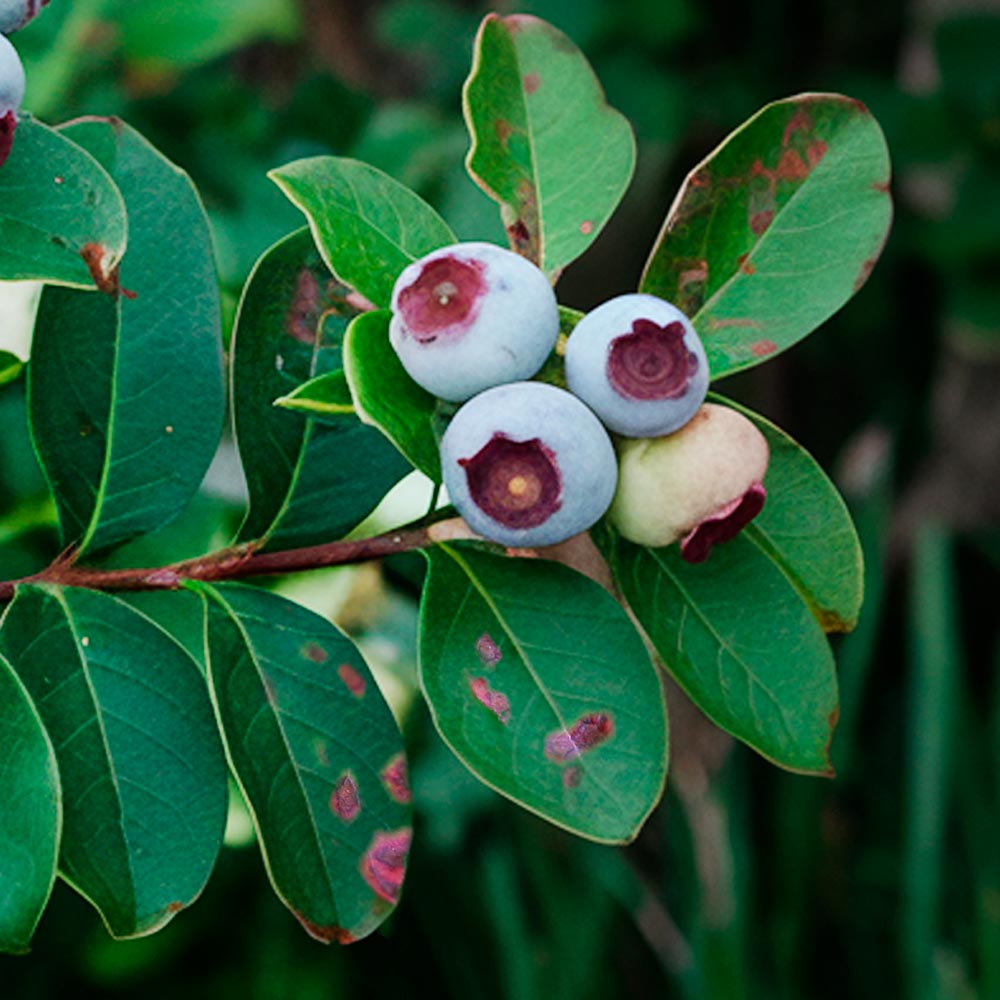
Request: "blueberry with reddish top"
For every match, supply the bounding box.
[609,403,769,561]
[389,241,559,402]
[441,381,617,547]
[0,33,25,170]
[0,0,49,34]
[565,292,709,437]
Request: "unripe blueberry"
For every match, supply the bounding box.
[609,403,769,561]
[0,0,48,34]
[565,292,709,437]
[441,381,618,548]
[389,241,559,402]
[0,33,25,170]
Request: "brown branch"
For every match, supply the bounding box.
[0,523,435,603]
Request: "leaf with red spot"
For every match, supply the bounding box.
[463,14,635,276]
[418,544,667,844]
[27,118,224,556]
[602,530,839,776]
[232,230,410,550]
[641,94,892,378]
[712,394,864,633]
[198,583,412,943]
[0,118,127,288]
[269,156,456,309]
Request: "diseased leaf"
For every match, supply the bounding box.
[269,157,455,309]
[28,118,224,555]
[606,532,838,775]
[0,117,127,289]
[343,310,442,482]
[713,394,863,632]
[641,94,892,378]
[0,585,228,938]
[418,544,667,844]
[463,14,635,275]
[232,229,410,551]
[199,583,412,943]
[0,651,60,954]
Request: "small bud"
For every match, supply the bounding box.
[609,403,769,559]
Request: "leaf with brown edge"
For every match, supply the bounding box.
[463,14,635,276]
[641,93,892,379]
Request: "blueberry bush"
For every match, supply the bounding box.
[0,8,892,954]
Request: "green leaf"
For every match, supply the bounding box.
[343,310,442,482]
[418,544,668,843]
[606,533,838,775]
[0,352,23,386]
[269,157,456,309]
[275,370,355,418]
[232,229,410,551]
[27,118,224,556]
[0,651,60,954]
[0,117,127,288]
[641,94,892,378]
[113,0,300,69]
[0,585,228,938]
[714,395,863,632]
[463,13,635,275]
[198,583,412,943]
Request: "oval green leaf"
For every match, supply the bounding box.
[713,394,864,632]
[0,585,229,938]
[199,583,412,943]
[463,14,635,275]
[343,310,442,482]
[606,532,838,776]
[641,94,892,378]
[27,118,224,556]
[0,651,60,954]
[418,544,668,844]
[275,369,355,419]
[0,117,128,289]
[232,229,410,551]
[269,157,456,309]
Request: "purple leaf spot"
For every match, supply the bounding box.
[337,663,367,698]
[523,72,541,94]
[381,753,411,804]
[302,642,328,664]
[475,632,502,667]
[331,772,360,822]
[563,765,582,789]
[545,712,614,762]
[469,677,512,724]
[360,829,411,905]
[680,481,767,563]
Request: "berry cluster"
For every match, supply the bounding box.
[0,1,46,168]
[389,242,770,559]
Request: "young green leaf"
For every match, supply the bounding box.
[198,583,412,943]
[0,585,228,938]
[343,310,442,482]
[463,14,635,275]
[27,118,224,556]
[232,229,410,551]
[0,651,60,955]
[713,394,864,632]
[418,544,668,844]
[269,156,456,309]
[606,533,838,776]
[274,369,355,419]
[0,117,128,289]
[641,94,892,378]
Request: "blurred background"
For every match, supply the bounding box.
[2,0,1000,996]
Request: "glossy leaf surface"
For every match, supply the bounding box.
[641,94,892,377]
[28,118,224,555]
[0,117,127,288]
[607,533,838,775]
[0,651,60,954]
[343,310,442,482]
[200,583,412,943]
[464,14,635,274]
[232,229,409,550]
[419,544,667,843]
[0,585,228,938]
[270,157,455,309]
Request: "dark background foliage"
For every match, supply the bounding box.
[2,0,999,995]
